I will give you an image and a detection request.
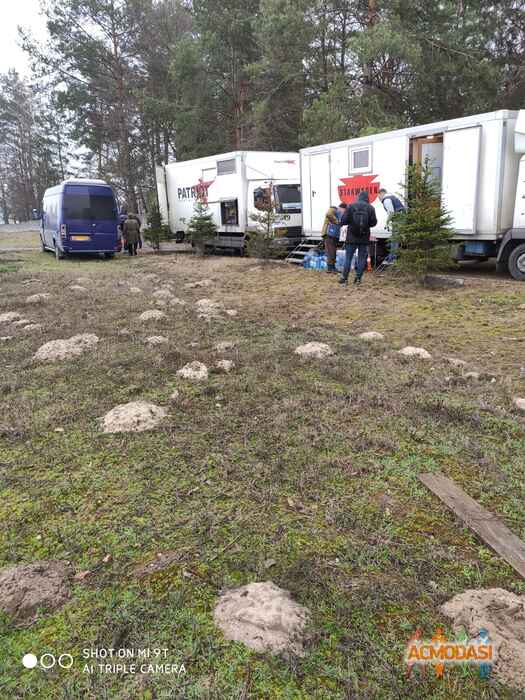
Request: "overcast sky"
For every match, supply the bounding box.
[0,0,48,76]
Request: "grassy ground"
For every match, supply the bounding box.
[0,249,524,699]
[0,225,41,250]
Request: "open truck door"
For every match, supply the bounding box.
[442,126,481,234]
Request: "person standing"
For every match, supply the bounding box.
[122,213,141,256]
[339,191,377,286]
[321,203,346,273]
[378,189,405,257]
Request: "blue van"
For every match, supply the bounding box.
[41,179,121,260]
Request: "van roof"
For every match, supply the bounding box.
[43,179,113,197]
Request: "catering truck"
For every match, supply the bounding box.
[299,109,525,280]
[155,151,302,251]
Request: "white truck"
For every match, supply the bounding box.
[299,109,525,280]
[155,151,302,251]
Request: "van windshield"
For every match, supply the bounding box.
[274,184,301,214]
[63,192,116,220]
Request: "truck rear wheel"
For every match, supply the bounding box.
[508,243,525,281]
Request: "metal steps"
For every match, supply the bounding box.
[285,238,322,265]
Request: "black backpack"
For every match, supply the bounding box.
[351,203,370,238]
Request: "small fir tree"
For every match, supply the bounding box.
[144,196,169,252]
[392,160,455,279]
[246,184,284,260]
[187,186,217,255]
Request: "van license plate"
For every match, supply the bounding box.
[71,235,90,241]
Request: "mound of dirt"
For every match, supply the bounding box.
[169,297,187,307]
[128,287,142,294]
[152,288,173,300]
[213,581,310,656]
[226,309,238,317]
[0,336,13,342]
[0,312,22,324]
[34,333,99,362]
[359,331,384,341]
[177,361,209,381]
[145,335,168,346]
[215,341,236,353]
[294,342,333,359]
[398,346,432,360]
[139,310,167,322]
[26,293,51,304]
[445,356,468,368]
[196,298,222,320]
[441,588,525,691]
[23,324,43,333]
[69,285,88,294]
[216,359,235,373]
[185,279,213,289]
[513,397,525,412]
[0,560,71,621]
[101,400,168,433]
[12,319,31,326]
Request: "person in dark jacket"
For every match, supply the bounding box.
[122,214,141,256]
[339,191,377,286]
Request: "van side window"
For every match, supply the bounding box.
[221,199,238,225]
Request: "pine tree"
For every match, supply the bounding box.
[187,193,218,255]
[247,184,282,260]
[393,161,454,279]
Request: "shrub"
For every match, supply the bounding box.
[144,199,169,252]
[246,185,285,261]
[187,196,217,255]
[392,161,455,279]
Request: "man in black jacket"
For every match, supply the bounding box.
[339,190,377,286]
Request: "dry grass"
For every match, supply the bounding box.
[0,249,524,699]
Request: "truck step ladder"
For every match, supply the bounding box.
[285,239,321,265]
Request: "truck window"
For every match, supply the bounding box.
[63,192,116,220]
[254,187,271,211]
[217,158,236,175]
[221,199,238,225]
[274,184,301,214]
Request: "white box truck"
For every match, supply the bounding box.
[156,151,302,251]
[299,109,525,280]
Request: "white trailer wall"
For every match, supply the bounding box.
[301,110,520,239]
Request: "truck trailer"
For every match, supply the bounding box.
[299,109,525,280]
[156,151,302,252]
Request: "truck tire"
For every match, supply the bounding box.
[508,243,525,281]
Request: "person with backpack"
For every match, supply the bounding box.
[339,191,377,286]
[321,203,347,273]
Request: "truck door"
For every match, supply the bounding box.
[309,152,330,233]
[442,126,481,234]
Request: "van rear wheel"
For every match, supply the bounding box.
[55,245,65,261]
[508,243,525,281]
